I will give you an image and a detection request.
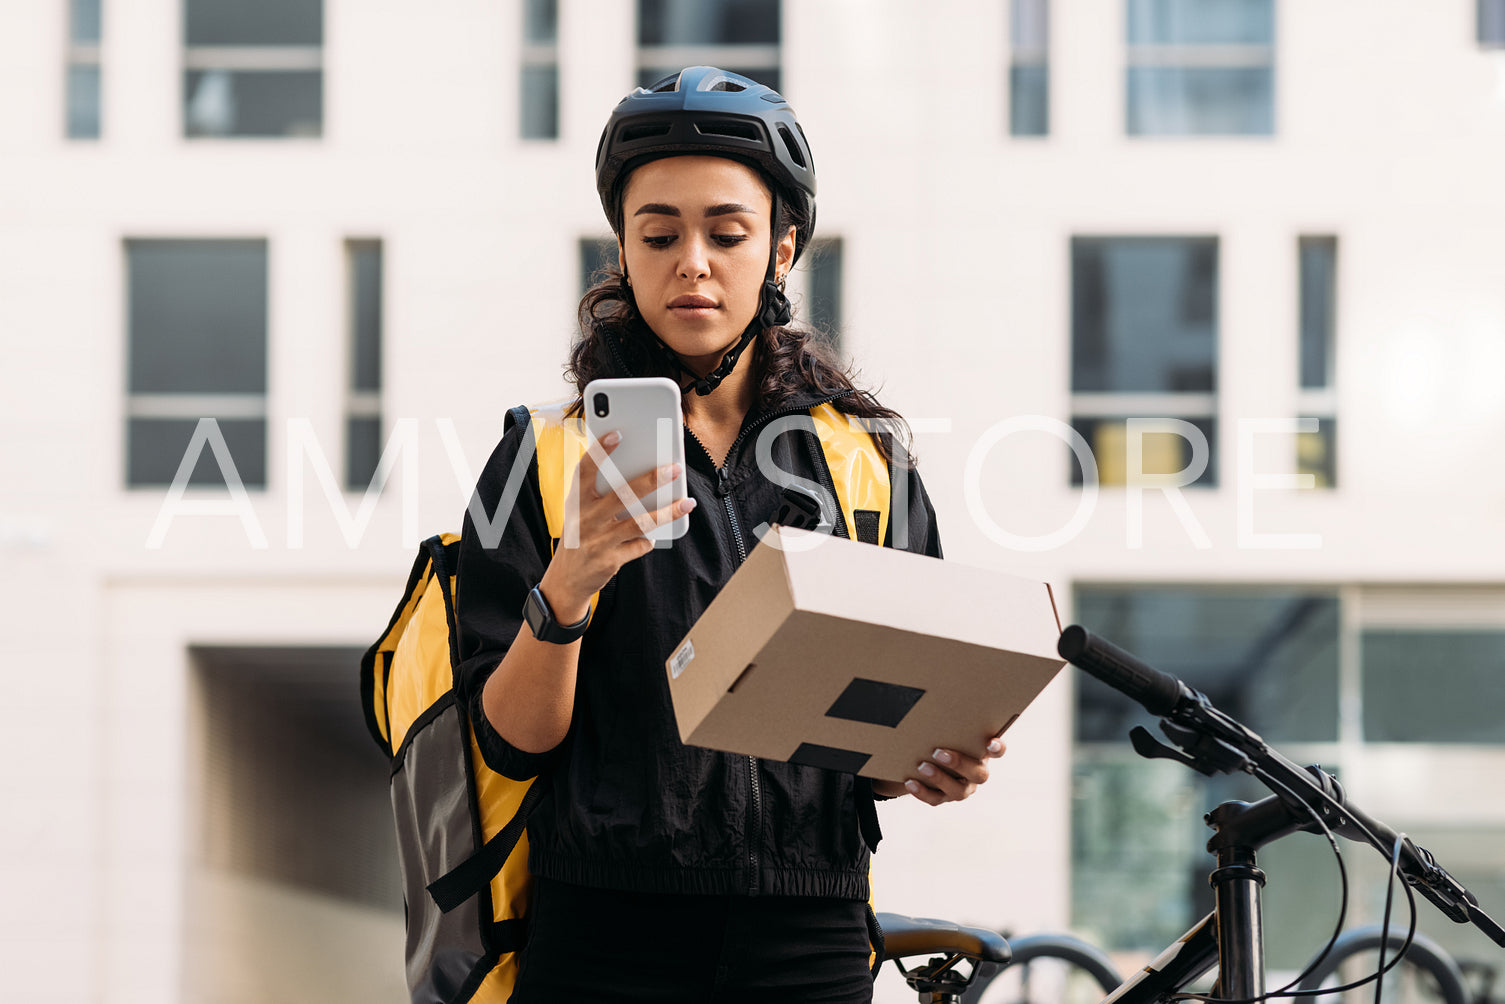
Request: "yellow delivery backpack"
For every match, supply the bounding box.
[360,401,892,1003]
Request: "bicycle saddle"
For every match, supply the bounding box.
[876,912,1013,965]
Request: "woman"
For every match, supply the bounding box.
[454,67,1003,1003]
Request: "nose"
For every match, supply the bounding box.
[677,234,710,281]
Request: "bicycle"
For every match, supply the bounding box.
[874,623,1505,1004]
[1046,624,1505,1004]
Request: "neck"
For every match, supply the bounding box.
[681,351,755,431]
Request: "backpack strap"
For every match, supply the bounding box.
[805,403,894,854]
[808,402,890,547]
[426,775,549,914]
[525,401,602,620]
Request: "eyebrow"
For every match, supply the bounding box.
[632,202,758,218]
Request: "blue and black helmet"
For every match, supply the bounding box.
[595,66,818,264]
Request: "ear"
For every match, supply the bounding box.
[776,225,796,278]
[617,240,626,276]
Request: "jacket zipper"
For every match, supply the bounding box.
[691,393,852,897]
[712,464,763,894]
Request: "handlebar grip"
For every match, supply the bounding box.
[1058,624,1187,717]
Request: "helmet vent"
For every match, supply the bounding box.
[696,119,760,141]
[709,79,746,92]
[621,122,672,142]
[777,125,807,168]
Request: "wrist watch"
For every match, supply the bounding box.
[523,585,591,644]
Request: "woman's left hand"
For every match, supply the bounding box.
[871,736,1007,806]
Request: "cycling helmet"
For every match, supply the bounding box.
[594,66,818,395]
[596,65,817,263]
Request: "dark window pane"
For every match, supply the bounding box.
[1127,67,1274,136]
[637,65,780,94]
[808,238,842,347]
[128,417,267,488]
[638,0,779,45]
[127,240,268,394]
[1074,588,1341,742]
[1070,416,1217,487]
[349,242,382,393]
[579,237,620,297]
[1127,0,1273,44]
[1071,237,1218,393]
[184,69,322,138]
[185,0,323,46]
[1010,65,1049,136]
[1362,631,1505,743]
[67,64,101,139]
[1299,237,1337,389]
[346,417,382,491]
[1481,0,1505,45]
[71,0,102,44]
[525,0,558,44]
[1073,757,1340,958]
[1297,417,1336,489]
[521,64,559,140]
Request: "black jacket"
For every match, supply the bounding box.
[453,387,942,900]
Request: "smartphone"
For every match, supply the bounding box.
[582,376,689,545]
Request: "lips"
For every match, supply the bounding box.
[668,294,718,309]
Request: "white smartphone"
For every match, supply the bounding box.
[582,376,690,545]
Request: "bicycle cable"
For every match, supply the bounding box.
[1164,766,1420,1004]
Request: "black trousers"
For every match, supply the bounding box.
[508,878,875,1003]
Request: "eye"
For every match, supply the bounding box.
[640,235,675,249]
[713,234,749,247]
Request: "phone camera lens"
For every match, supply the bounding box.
[593,393,609,418]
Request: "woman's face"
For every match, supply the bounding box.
[619,155,796,374]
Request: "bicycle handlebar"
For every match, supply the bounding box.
[1058,624,1187,716]
[1058,623,1505,949]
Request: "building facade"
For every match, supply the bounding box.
[3,1,1505,1001]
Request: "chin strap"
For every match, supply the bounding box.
[630,190,792,397]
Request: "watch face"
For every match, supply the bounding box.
[525,587,550,637]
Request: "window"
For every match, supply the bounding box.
[579,236,620,298]
[1010,0,1050,136]
[183,0,323,138]
[1070,237,1219,486]
[521,0,559,139]
[1361,630,1505,743]
[1071,585,1505,965]
[1298,236,1337,488]
[345,240,383,491]
[637,0,781,92]
[1126,0,1275,136]
[126,239,268,488]
[67,0,102,139]
[797,237,844,354]
[1482,0,1505,47]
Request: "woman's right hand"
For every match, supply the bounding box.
[536,430,696,621]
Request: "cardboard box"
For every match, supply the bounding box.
[664,526,1065,783]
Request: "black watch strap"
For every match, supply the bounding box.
[523,585,591,644]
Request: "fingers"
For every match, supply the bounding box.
[902,740,1007,805]
[575,429,621,501]
[616,492,697,539]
